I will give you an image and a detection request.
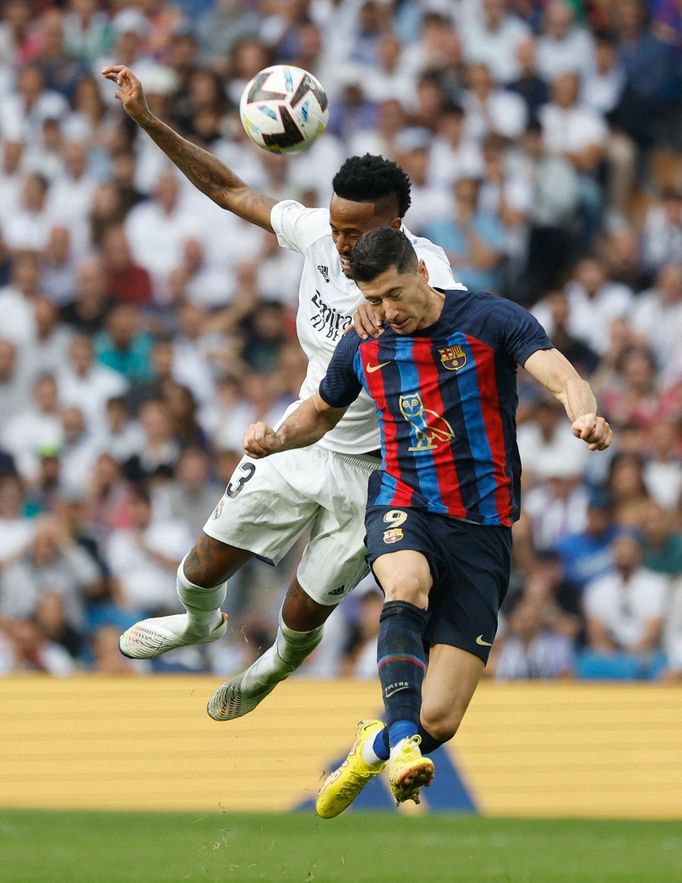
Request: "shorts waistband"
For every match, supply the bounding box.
[333,450,382,470]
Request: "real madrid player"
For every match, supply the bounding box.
[100,65,464,719]
[242,228,612,813]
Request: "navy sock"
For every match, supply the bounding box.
[372,727,390,761]
[377,600,428,748]
[372,723,446,760]
[417,725,447,755]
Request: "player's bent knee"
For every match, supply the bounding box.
[383,574,429,607]
[420,701,467,743]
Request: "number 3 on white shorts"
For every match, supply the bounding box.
[225,462,256,498]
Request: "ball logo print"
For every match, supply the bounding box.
[240,65,329,155]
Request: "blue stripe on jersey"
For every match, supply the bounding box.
[374,469,398,506]
[353,348,367,392]
[394,336,447,514]
[445,331,499,523]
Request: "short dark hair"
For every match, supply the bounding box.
[332,154,412,218]
[349,228,418,283]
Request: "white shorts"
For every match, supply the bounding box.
[202,444,379,605]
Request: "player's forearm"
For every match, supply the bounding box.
[557,375,599,423]
[136,113,273,227]
[277,397,345,451]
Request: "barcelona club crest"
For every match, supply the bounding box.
[383,528,404,544]
[439,344,466,371]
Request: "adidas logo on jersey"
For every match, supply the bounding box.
[317,264,330,283]
[327,585,345,596]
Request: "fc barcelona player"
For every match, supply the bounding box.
[243,228,612,815]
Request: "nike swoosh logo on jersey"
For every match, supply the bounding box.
[366,361,391,374]
[475,635,493,647]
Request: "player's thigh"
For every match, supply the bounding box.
[203,450,324,567]
[371,550,433,607]
[365,507,440,608]
[421,643,484,741]
[296,451,378,604]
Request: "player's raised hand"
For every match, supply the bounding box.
[100,65,150,124]
[351,302,384,339]
[243,422,281,458]
[571,413,612,451]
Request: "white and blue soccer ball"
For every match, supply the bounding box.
[239,65,329,155]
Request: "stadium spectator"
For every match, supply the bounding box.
[0,473,34,567]
[536,0,595,81]
[556,489,618,592]
[106,483,193,616]
[2,372,62,485]
[461,0,530,84]
[493,595,576,679]
[507,37,549,119]
[0,338,30,424]
[0,514,100,630]
[581,532,668,679]
[1,617,76,676]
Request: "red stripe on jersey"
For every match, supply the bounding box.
[466,334,513,523]
[362,341,413,508]
[411,336,466,516]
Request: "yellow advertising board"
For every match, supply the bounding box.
[1,676,680,819]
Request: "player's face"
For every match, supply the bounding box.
[329,195,400,277]
[359,260,439,334]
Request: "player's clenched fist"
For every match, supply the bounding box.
[571,413,612,451]
[243,422,282,458]
[100,65,150,124]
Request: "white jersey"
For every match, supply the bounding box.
[271,200,461,455]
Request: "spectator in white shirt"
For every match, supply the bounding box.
[429,103,484,188]
[631,264,682,370]
[460,0,530,84]
[29,296,74,382]
[533,256,633,356]
[539,72,608,243]
[2,172,58,256]
[57,333,128,431]
[0,338,30,424]
[0,473,35,568]
[582,533,668,678]
[493,596,575,680]
[536,0,595,82]
[106,483,193,615]
[517,396,589,489]
[124,170,202,293]
[1,373,62,485]
[0,514,100,630]
[39,225,77,306]
[463,62,528,143]
[641,188,682,277]
[0,140,25,228]
[643,420,682,513]
[0,63,69,143]
[0,253,41,344]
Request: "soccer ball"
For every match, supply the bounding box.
[239,65,329,155]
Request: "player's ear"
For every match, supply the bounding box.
[418,259,429,282]
[389,218,401,230]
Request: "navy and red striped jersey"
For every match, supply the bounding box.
[319,289,554,527]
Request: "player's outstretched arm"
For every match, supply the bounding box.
[243,393,347,459]
[523,348,612,451]
[100,65,276,231]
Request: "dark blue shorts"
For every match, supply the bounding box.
[365,506,512,663]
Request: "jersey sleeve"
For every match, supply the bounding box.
[318,332,363,408]
[270,201,329,254]
[491,297,554,366]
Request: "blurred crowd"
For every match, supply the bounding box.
[0,0,680,682]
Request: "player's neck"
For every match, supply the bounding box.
[416,287,446,331]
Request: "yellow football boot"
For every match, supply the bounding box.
[387,735,435,805]
[315,720,386,819]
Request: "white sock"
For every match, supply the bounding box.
[241,613,324,690]
[176,555,226,631]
